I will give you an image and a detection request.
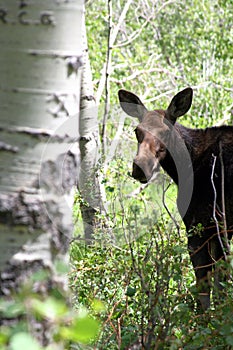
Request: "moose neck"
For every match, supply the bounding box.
[160,123,194,187]
[159,123,195,219]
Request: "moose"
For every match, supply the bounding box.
[118,87,233,311]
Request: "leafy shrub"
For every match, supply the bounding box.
[0,265,101,350]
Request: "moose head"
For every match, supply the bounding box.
[118,88,193,183]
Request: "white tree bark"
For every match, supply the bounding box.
[78,9,106,241]
[0,0,83,342]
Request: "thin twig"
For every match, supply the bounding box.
[96,0,133,103]
[189,228,233,258]
[219,141,231,254]
[162,176,180,238]
[110,68,166,84]
[215,102,233,126]
[109,0,133,47]
[115,13,153,48]
[101,0,112,155]
[211,154,227,260]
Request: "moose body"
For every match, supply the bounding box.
[118,88,233,311]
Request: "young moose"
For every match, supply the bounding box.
[118,88,233,311]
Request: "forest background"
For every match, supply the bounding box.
[1,0,233,349]
[72,0,233,349]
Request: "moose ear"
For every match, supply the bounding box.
[166,87,193,123]
[118,90,147,122]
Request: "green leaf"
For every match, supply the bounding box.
[60,314,100,344]
[0,301,25,318]
[30,270,50,283]
[31,297,68,320]
[0,328,9,345]
[54,259,70,274]
[91,299,106,313]
[106,186,115,193]
[126,286,136,297]
[226,335,233,346]
[9,333,41,350]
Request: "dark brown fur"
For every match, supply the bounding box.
[118,88,233,311]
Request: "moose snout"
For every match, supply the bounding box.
[132,162,148,183]
[132,155,160,183]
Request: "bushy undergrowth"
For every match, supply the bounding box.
[71,153,233,348]
[72,144,233,349]
[72,0,233,348]
[0,264,101,350]
[70,225,233,349]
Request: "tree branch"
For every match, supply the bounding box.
[101,0,113,155]
[219,141,231,254]
[115,12,153,48]
[211,153,227,260]
[96,0,133,103]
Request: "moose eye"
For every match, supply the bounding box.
[155,147,166,158]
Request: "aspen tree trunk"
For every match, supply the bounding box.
[0,0,83,342]
[78,10,106,241]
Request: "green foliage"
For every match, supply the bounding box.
[0,265,101,350]
[9,333,42,350]
[70,233,233,348]
[74,0,233,348]
[86,0,233,127]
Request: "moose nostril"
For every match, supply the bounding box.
[132,163,147,182]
